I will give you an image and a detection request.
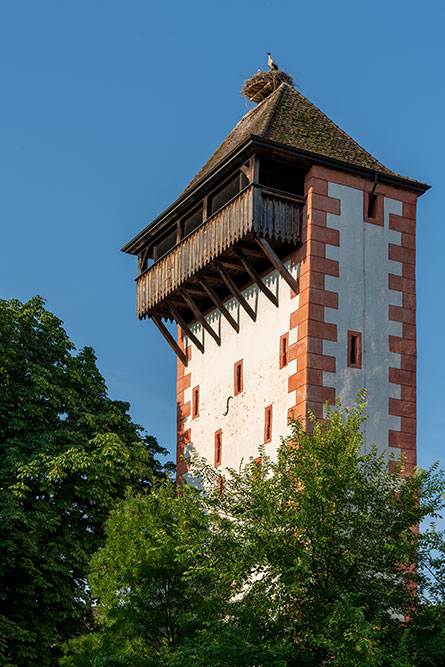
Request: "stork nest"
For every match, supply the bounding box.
[241,70,295,103]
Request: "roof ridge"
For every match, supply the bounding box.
[284,85,391,174]
[261,84,287,138]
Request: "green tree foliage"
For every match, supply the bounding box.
[64,398,445,666]
[0,296,169,666]
[62,482,231,666]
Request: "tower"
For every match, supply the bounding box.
[122,75,428,482]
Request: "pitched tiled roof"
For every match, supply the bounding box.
[183,83,397,195]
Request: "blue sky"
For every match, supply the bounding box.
[0,0,443,469]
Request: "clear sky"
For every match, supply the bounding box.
[0,0,443,469]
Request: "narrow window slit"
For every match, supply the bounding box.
[264,406,273,443]
[214,430,222,467]
[367,193,377,218]
[234,360,243,395]
[347,331,362,369]
[280,333,289,368]
[192,386,199,418]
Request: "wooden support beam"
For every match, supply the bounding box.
[151,315,188,366]
[235,242,265,258]
[198,277,240,333]
[180,288,221,347]
[233,248,279,307]
[255,236,299,296]
[166,302,205,354]
[215,262,257,322]
[138,246,150,274]
[218,259,244,272]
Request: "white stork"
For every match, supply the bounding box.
[267,52,278,71]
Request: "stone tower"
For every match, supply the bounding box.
[122,78,428,481]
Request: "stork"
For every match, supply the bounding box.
[267,52,278,71]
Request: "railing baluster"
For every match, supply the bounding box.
[140,185,303,313]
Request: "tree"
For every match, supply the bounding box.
[62,482,230,666]
[0,296,169,666]
[63,397,445,666]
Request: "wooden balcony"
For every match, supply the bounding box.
[136,184,303,317]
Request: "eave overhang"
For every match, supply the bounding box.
[121,135,430,257]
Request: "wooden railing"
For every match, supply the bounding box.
[136,184,303,318]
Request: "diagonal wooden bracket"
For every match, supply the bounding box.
[255,236,299,296]
[233,247,279,307]
[198,277,240,333]
[215,261,257,322]
[166,302,205,354]
[151,314,188,366]
[180,288,221,347]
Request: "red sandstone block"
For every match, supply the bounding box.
[292,337,323,357]
[402,233,416,250]
[378,184,417,204]
[289,368,323,391]
[307,320,337,341]
[310,240,327,258]
[389,368,416,386]
[389,336,416,356]
[306,176,328,195]
[293,302,325,323]
[306,352,336,372]
[402,417,416,434]
[182,402,191,419]
[177,428,191,445]
[307,384,336,403]
[403,324,416,340]
[388,274,416,294]
[305,399,326,419]
[310,288,339,309]
[288,372,304,392]
[389,214,416,235]
[401,386,416,403]
[389,398,416,418]
[389,430,416,450]
[402,263,415,280]
[177,374,191,393]
[309,208,328,227]
[403,293,416,310]
[389,305,416,325]
[389,244,415,265]
[310,225,340,246]
[310,256,339,277]
[311,193,341,215]
[308,165,364,191]
[401,355,417,372]
[403,202,417,220]
[288,405,305,421]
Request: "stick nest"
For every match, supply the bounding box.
[241,70,295,103]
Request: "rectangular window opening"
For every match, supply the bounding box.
[214,430,222,467]
[280,333,289,369]
[367,193,377,219]
[348,331,362,369]
[264,406,273,444]
[192,386,199,419]
[234,360,243,396]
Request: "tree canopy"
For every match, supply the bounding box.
[0,296,169,666]
[63,398,445,666]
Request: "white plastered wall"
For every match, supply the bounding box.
[323,182,403,457]
[182,262,299,472]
